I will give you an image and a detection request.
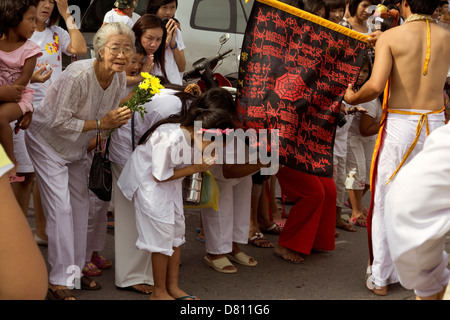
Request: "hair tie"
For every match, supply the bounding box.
[184,83,202,96]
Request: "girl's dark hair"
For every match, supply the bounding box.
[323,0,347,10]
[139,87,236,145]
[408,0,441,15]
[348,0,377,17]
[0,0,37,37]
[146,0,178,15]
[355,53,371,90]
[132,14,167,79]
[303,0,330,17]
[279,0,304,9]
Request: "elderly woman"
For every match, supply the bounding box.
[25,22,133,300]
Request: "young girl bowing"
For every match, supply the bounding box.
[118,105,235,300]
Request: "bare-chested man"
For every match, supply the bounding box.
[344,0,450,296]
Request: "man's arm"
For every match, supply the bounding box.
[344,32,393,105]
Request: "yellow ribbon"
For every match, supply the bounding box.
[423,20,431,75]
[386,107,445,184]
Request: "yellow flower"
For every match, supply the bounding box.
[141,72,152,79]
[138,79,150,91]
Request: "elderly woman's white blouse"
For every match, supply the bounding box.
[28,58,127,162]
[117,123,190,224]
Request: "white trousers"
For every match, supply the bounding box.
[201,167,252,255]
[333,154,346,208]
[25,130,89,286]
[345,135,375,190]
[371,110,445,287]
[112,162,153,288]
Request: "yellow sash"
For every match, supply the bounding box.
[385,107,445,184]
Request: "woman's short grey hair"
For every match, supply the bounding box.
[93,22,136,60]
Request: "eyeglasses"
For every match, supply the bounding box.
[105,46,133,57]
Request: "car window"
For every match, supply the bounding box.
[237,0,254,33]
[191,0,233,32]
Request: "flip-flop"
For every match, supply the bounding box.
[336,219,357,232]
[249,232,274,248]
[80,275,101,290]
[350,216,367,227]
[261,223,283,235]
[226,252,258,267]
[116,284,152,294]
[204,256,237,274]
[9,175,25,184]
[176,294,199,300]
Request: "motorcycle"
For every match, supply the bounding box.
[183,33,237,96]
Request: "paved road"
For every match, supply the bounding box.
[27,190,440,302]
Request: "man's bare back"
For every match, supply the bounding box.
[344,5,450,111]
[383,21,450,110]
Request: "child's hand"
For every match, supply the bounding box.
[31,66,53,84]
[0,85,25,103]
[193,155,217,173]
[14,112,33,133]
[346,105,368,114]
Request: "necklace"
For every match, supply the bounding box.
[404,14,432,23]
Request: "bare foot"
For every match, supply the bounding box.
[273,244,304,263]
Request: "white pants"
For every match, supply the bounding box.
[112,162,153,288]
[345,134,375,190]
[333,154,346,208]
[371,110,445,287]
[201,166,252,255]
[11,124,34,173]
[25,130,89,286]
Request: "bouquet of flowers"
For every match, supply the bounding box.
[108,72,164,135]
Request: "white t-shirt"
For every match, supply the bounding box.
[103,9,141,29]
[109,88,183,166]
[153,29,186,85]
[29,25,72,103]
[347,98,382,142]
[333,103,354,158]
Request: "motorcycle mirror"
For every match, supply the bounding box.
[219,33,230,45]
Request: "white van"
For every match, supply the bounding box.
[77,0,254,83]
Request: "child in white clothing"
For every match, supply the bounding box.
[345,57,382,227]
[118,88,236,300]
[102,0,141,29]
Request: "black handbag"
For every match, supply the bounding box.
[88,131,112,201]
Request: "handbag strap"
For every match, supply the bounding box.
[131,111,136,151]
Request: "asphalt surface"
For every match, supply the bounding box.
[26,190,444,303]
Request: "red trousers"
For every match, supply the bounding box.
[276,166,336,254]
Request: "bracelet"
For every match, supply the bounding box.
[170,41,178,50]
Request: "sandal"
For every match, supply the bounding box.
[82,262,102,276]
[80,275,101,290]
[226,252,258,267]
[336,219,357,232]
[47,287,76,300]
[91,255,112,270]
[9,175,25,184]
[204,256,237,274]
[350,216,367,227]
[261,223,283,235]
[249,232,274,248]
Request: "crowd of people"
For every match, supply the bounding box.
[0,0,449,301]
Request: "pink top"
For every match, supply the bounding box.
[0,40,42,114]
[0,40,42,86]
